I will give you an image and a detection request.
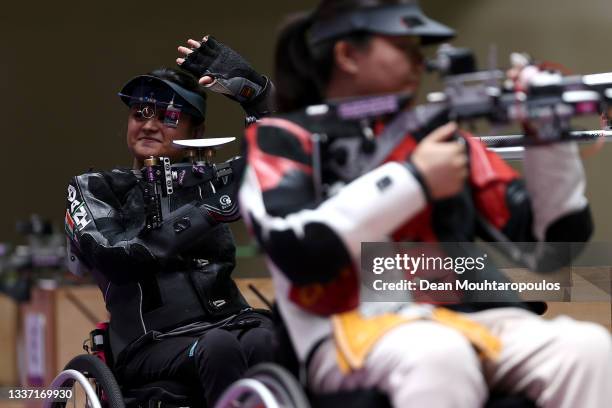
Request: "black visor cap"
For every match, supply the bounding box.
[119,75,207,120]
[308,2,455,48]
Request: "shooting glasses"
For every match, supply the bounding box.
[119,75,207,127]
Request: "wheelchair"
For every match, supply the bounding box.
[218,309,538,408]
[42,320,384,408]
[44,318,537,408]
[44,322,206,408]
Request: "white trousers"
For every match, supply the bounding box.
[308,308,611,408]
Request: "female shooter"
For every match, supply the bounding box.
[65,44,274,406]
[238,1,611,407]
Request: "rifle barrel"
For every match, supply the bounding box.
[482,130,612,160]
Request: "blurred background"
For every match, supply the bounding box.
[1,0,612,252]
[0,0,611,393]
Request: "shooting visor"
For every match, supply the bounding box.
[308,1,455,48]
[119,75,207,124]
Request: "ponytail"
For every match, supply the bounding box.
[274,12,333,112]
[275,0,395,112]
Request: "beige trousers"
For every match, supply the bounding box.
[308,308,611,408]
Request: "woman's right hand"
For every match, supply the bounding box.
[176,35,268,106]
[410,122,468,200]
[177,37,215,86]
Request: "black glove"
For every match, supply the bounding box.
[181,36,274,117]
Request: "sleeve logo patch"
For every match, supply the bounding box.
[376,176,392,192]
[67,184,92,231]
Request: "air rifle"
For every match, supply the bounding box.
[141,137,243,231]
[301,45,612,187]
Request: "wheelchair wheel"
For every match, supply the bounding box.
[46,354,125,408]
[214,363,310,408]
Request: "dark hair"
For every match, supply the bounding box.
[148,67,208,125]
[274,0,404,112]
